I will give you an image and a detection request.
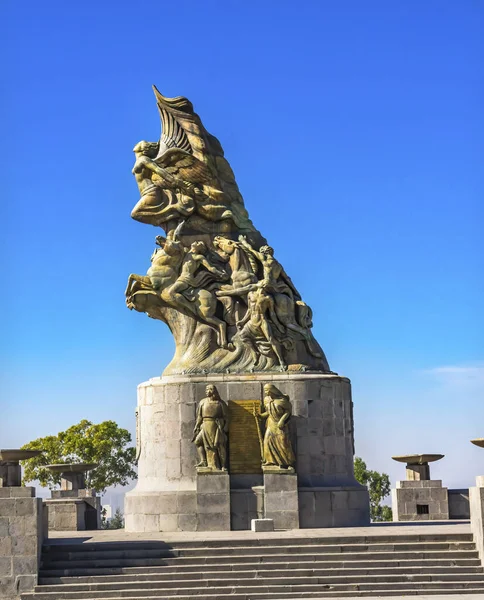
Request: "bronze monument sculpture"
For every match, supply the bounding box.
[124,87,370,532]
[126,87,329,376]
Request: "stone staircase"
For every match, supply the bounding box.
[22,532,484,599]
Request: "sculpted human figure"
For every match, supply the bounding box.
[235,284,287,370]
[125,220,186,302]
[259,384,296,469]
[131,141,199,226]
[163,241,227,310]
[192,385,228,471]
[238,236,298,299]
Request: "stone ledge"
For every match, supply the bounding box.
[142,373,349,387]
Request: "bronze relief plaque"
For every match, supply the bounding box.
[228,400,262,474]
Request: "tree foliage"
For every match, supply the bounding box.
[21,420,137,494]
[102,507,125,530]
[354,456,392,522]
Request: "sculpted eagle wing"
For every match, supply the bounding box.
[153,148,215,186]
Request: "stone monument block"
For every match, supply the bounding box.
[263,471,299,530]
[196,471,230,531]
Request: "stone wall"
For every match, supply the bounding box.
[125,373,370,531]
[0,487,44,600]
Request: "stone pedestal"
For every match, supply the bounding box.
[125,372,370,532]
[263,470,299,529]
[196,471,230,531]
[392,480,449,521]
[0,486,45,599]
[44,490,101,531]
[470,476,484,560]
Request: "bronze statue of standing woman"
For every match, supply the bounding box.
[259,384,296,470]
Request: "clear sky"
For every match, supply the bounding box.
[1,1,483,494]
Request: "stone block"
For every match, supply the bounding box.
[264,473,297,492]
[0,557,11,577]
[0,500,16,517]
[251,518,274,532]
[176,492,196,514]
[197,492,230,514]
[11,556,37,575]
[0,517,8,537]
[265,510,298,530]
[15,498,36,517]
[197,511,229,531]
[16,573,37,593]
[178,513,197,531]
[197,472,229,494]
[159,514,179,531]
[331,491,350,512]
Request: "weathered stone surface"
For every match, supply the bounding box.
[392,479,449,521]
[126,372,369,531]
[0,493,45,599]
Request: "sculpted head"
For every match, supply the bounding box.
[264,384,288,401]
[260,245,274,257]
[191,241,207,254]
[206,384,216,398]
[133,140,159,157]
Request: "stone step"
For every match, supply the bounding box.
[20,590,484,600]
[39,549,480,570]
[41,541,476,562]
[20,580,484,599]
[38,564,484,585]
[41,533,474,554]
[33,571,484,593]
[38,557,483,578]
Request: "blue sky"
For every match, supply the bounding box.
[1,1,483,493]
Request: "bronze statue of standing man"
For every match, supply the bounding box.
[193,385,228,471]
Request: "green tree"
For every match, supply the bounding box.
[102,507,125,530]
[354,456,392,522]
[21,420,137,494]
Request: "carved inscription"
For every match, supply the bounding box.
[228,400,262,474]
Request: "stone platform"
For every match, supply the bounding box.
[125,372,370,532]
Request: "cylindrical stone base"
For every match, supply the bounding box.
[125,373,370,532]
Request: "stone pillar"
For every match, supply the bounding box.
[263,470,299,530]
[196,471,230,531]
[406,464,430,481]
[470,476,484,560]
[60,472,86,491]
[0,462,22,488]
[0,487,45,600]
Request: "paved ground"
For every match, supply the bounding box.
[47,520,471,544]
